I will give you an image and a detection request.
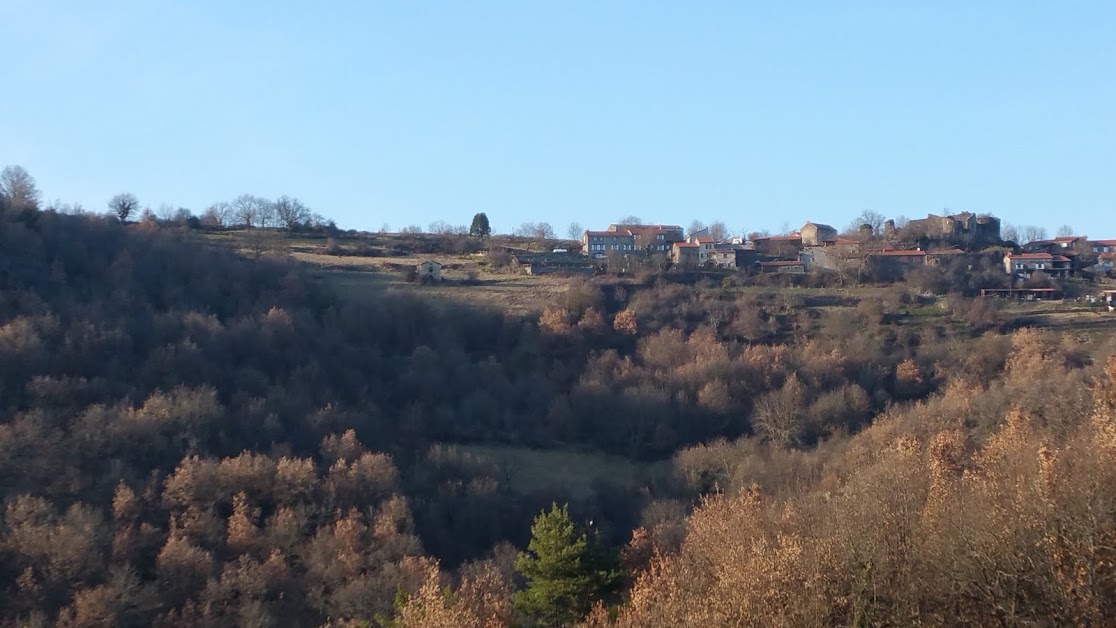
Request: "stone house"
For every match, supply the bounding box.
[417,260,443,282]
[672,242,701,267]
[1003,252,1072,279]
[610,224,685,254]
[759,260,805,274]
[800,221,838,246]
[582,230,636,258]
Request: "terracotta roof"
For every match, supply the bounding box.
[1053,255,1072,262]
[695,236,715,243]
[1008,253,1054,260]
[674,242,700,248]
[1091,239,1116,246]
[927,248,965,255]
[1053,236,1084,242]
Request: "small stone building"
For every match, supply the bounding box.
[417,260,443,282]
[800,222,838,246]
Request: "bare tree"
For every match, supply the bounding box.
[752,374,807,448]
[1001,223,1020,244]
[201,201,232,228]
[232,194,268,229]
[516,222,555,249]
[172,207,194,226]
[688,220,707,238]
[429,220,459,235]
[567,222,583,240]
[0,165,41,212]
[851,210,886,236]
[1022,225,1048,244]
[708,220,728,242]
[274,195,311,231]
[46,199,86,215]
[534,222,555,249]
[1056,224,1076,238]
[155,203,177,222]
[109,193,140,222]
[617,215,642,226]
[258,198,278,228]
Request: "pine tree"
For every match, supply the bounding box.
[514,503,618,627]
[469,212,491,239]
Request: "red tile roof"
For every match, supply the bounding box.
[1053,255,1072,262]
[674,242,700,248]
[694,236,715,243]
[1091,239,1116,246]
[1008,253,1054,260]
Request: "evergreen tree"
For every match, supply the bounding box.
[469,212,491,239]
[514,503,618,627]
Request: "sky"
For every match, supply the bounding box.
[3,1,1115,237]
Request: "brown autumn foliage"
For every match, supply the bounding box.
[603,356,1116,627]
[5,199,1116,625]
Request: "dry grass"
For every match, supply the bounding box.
[200,231,576,314]
[292,250,570,315]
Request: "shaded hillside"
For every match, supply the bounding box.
[4,204,1111,625]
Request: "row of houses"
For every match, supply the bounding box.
[579,218,1116,281]
[582,223,745,268]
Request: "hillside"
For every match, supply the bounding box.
[1,209,1116,625]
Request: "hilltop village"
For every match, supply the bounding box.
[514,212,1116,291]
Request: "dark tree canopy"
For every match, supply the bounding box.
[514,503,617,627]
[470,212,492,238]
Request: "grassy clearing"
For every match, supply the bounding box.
[199,229,574,314]
[458,444,665,499]
[292,247,568,314]
[904,304,947,317]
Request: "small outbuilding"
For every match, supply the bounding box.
[417,260,443,282]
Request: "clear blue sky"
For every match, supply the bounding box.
[4,1,1114,237]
